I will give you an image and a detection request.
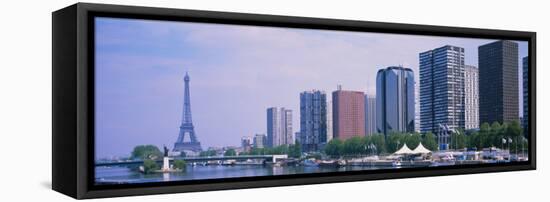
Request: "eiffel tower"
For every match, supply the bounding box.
[173,72,202,152]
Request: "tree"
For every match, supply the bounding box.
[469,131,483,150]
[387,132,406,153]
[173,159,186,171]
[343,136,364,156]
[490,121,503,148]
[142,159,159,174]
[405,133,422,149]
[450,131,466,150]
[288,143,302,158]
[478,122,491,148]
[370,134,386,154]
[200,149,217,157]
[131,145,162,160]
[224,149,236,156]
[506,120,523,153]
[249,147,265,155]
[423,132,438,151]
[324,139,343,157]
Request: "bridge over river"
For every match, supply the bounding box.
[95,155,288,167]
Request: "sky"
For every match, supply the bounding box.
[94,17,528,159]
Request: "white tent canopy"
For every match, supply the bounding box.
[394,143,414,155]
[412,142,432,154]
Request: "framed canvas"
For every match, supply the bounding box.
[52,3,536,199]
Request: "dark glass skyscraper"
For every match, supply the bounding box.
[376,66,415,137]
[419,45,465,133]
[522,56,529,135]
[300,90,327,152]
[478,40,519,124]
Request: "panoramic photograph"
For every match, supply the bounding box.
[94,17,530,185]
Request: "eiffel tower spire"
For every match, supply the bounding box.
[173,71,202,152]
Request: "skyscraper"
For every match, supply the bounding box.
[364,94,377,136]
[414,81,420,132]
[522,56,529,135]
[332,86,365,140]
[419,45,465,133]
[267,107,293,147]
[478,40,519,124]
[300,90,327,152]
[465,65,479,129]
[326,100,333,142]
[241,136,253,152]
[281,108,293,145]
[376,66,415,137]
[266,107,279,147]
[253,133,267,148]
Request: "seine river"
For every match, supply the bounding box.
[95,165,393,184]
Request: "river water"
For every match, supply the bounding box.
[95,165,394,184]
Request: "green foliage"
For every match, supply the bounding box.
[288,143,302,158]
[465,121,524,152]
[142,159,159,174]
[423,132,438,151]
[387,132,405,153]
[450,130,467,150]
[224,149,237,156]
[369,134,386,154]
[238,144,302,157]
[173,159,186,170]
[342,136,364,156]
[405,132,422,149]
[324,138,344,157]
[199,149,217,157]
[131,145,162,160]
[249,147,265,155]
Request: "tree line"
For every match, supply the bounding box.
[129,120,526,162]
[324,120,526,157]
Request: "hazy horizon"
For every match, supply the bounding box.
[94,17,528,159]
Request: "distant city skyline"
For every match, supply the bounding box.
[95,17,528,158]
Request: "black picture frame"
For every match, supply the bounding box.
[52,2,536,199]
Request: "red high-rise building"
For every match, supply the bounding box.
[332,86,366,140]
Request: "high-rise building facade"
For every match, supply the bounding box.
[522,56,529,135]
[414,81,420,132]
[300,90,327,152]
[267,107,293,147]
[364,94,377,136]
[332,86,365,140]
[281,108,293,145]
[326,100,333,142]
[253,133,266,148]
[419,45,465,133]
[478,40,519,124]
[376,66,415,137]
[241,136,253,152]
[266,107,279,147]
[465,65,479,129]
